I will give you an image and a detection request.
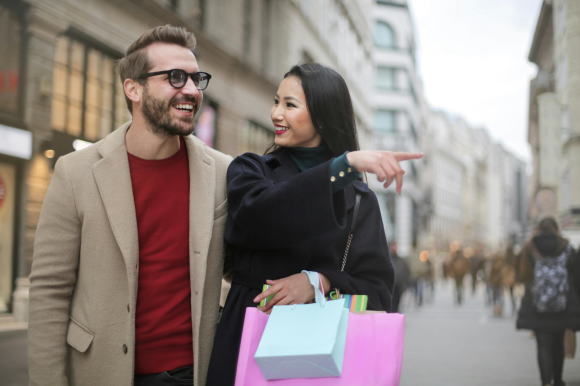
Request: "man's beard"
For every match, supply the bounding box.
[141,86,197,136]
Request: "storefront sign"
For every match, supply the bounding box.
[0,123,32,159]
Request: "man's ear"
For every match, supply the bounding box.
[124,78,142,105]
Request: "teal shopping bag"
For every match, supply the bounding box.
[254,272,349,380]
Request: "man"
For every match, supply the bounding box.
[28,25,231,386]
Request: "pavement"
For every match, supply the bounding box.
[0,328,27,386]
[400,280,580,386]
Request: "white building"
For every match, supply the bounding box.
[371,0,425,258]
[423,111,528,255]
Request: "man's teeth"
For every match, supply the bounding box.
[175,104,193,111]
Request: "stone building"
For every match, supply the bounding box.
[0,0,376,324]
[528,0,580,245]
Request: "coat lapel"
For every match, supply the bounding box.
[184,136,215,297]
[92,124,139,292]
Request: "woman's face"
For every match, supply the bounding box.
[271,76,321,148]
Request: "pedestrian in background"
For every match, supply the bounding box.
[206,63,423,385]
[28,25,232,386]
[516,216,580,386]
[488,251,506,317]
[390,242,411,312]
[448,243,469,305]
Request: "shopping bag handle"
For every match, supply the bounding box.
[301,270,326,307]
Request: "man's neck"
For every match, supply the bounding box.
[125,118,181,160]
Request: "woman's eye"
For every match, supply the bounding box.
[286,103,296,108]
[273,98,279,105]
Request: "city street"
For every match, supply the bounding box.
[1,281,579,385]
[401,280,580,386]
[0,328,27,386]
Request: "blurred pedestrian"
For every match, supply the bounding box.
[468,243,486,295]
[503,242,518,315]
[448,244,469,305]
[488,251,506,316]
[516,217,580,386]
[390,242,411,312]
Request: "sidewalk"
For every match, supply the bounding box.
[400,281,580,386]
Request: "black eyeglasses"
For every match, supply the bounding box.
[139,69,212,90]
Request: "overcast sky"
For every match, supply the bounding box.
[409,0,542,162]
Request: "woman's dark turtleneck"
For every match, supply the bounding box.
[286,144,332,172]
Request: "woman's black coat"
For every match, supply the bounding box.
[224,149,394,307]
[206,149,394,385]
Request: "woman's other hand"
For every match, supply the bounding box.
[253,272,331,314]
[346,151,424,193]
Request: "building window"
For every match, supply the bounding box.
[51,35,129,142]
[243,0,253,54]
[239,120,273,155]
[376,66,397,91]
[0,4,22,117]
[374,21,396,49]
[374,110,397,133]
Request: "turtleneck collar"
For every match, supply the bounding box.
[285,144,332,172]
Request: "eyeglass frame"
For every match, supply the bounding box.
[138,69,212,90]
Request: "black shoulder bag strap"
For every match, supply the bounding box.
[340,192,362,272]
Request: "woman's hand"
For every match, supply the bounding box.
[346,151,423,193]
[253,273,331,314]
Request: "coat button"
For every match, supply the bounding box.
[126,304,130,313]
[122,344,128,354]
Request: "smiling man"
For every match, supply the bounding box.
[28,25,231,386]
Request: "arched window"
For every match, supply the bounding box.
[374,21,396,49]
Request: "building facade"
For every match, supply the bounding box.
[422,110,528,258]
[528,0,580,245]
[1,0,377,324]
[370,0,425,258]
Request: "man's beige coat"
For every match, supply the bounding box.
[28,123,231,386]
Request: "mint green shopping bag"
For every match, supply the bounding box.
[254,271,349,380]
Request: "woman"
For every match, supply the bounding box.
[206,63,422,385]
[516,217,580,386]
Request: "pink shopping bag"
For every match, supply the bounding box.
[235,307,405,386]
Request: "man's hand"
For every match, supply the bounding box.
[346,151,424,193]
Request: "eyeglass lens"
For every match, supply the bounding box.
[169,70,210,90]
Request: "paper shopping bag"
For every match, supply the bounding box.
[235,308,405,386]
[254,298,348,379]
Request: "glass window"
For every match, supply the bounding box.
[374,110,397,133]
[51,35,129,141]
[0,5,22,116]
[239,120,274,155]
[374,21,396,49]
[376,66,397,91]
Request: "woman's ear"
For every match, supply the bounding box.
[124,78,142,106]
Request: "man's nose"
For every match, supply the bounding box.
[180,76,201,96]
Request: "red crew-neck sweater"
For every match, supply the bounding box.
[128,138,192,374]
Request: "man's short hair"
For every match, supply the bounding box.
[118,25,197,113]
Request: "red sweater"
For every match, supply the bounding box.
[128,139,193,374]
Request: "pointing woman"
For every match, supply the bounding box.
[207,63,423,385]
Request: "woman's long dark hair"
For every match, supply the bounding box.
[267,63,360,157]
